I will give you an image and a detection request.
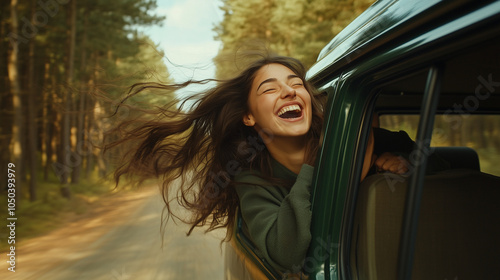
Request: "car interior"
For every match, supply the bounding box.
[350,34,500,279]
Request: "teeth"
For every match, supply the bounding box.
[278,104,301,116]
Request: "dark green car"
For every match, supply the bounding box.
[225,0,500,279]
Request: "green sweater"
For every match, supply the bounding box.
[234,160,314,273]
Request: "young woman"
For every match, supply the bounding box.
[106,55,409,273]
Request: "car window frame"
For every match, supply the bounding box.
[339,42,500,280]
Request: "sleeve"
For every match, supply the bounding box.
[235,164,314,272]
[372,127,450,174]
[372,127,414,155]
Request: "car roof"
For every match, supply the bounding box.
[306,0,499,86]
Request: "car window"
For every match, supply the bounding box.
[350,33,500,279]
[379,114,500,176]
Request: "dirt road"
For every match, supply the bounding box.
[1,186,225,280]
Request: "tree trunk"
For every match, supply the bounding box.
[27,0,38,201]
[85,89,95,177]
[0,0,13,194]
[59,0,77,198]
[93,102,107,177]
[72,8,89,184]
[44,62,57,181]
[85,51,98,177]
[7,0,23,200]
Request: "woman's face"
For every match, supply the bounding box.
[244,63,312,139]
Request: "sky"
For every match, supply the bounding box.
[141,0,223,98]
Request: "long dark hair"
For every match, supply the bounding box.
[105,55,324,239]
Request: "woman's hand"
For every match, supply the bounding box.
[374,152,409,174]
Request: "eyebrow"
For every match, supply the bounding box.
[256,74,301,91]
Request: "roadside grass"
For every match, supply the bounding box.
[0,170,151,252]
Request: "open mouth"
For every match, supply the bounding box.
[277,104,303,119]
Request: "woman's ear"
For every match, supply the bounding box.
[243,113,255,127]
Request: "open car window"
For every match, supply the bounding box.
[379,114,500,177]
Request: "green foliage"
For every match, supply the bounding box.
[0,0,175,202]
[213,0,376,78]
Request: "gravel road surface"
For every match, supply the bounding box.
[1,186,225,280]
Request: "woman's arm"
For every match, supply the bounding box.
[235,165,314,273]
[362,128,413,180]
[361,129,376,181]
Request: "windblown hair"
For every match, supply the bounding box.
[105,55,324,240]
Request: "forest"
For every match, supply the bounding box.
[1,0,175,205]
[1,0,375,206]
[214,0,375,78]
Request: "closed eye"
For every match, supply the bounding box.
[290,77,304,88]
[290,82,304,89]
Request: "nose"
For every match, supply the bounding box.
[280,84,296,99]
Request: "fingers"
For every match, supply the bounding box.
[374,152,409,174]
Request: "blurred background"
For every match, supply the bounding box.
[0,0,374,278]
